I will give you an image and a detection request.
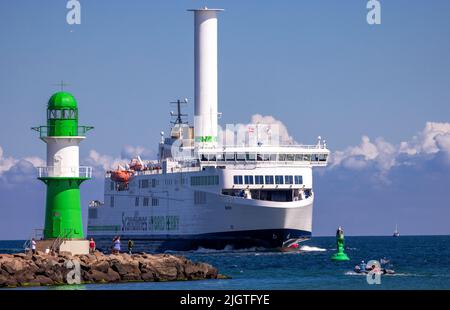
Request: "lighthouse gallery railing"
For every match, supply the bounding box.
[37,166,93,178]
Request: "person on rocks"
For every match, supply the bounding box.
[112,236,121,254]
[128,239,134,255]
[31,238,36,254]
[89,238,96,254]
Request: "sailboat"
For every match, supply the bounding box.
[393,224,400,237]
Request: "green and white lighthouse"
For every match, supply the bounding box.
[32,91,93,253]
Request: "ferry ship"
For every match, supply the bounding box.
[87,8,330,251]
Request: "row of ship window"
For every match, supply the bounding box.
[233,175,303,185]
[200,153,328,162]
[135,196,159,207]
[108,196,159,208]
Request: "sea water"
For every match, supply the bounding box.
[1,236,449,290]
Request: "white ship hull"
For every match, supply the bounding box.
[88,167,317,252]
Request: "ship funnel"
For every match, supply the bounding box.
[188,8,223,148]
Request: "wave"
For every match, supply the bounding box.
[299,245,327,252]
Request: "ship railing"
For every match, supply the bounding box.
[31,125,94,138]
[218,144,328,150]
[37,166,93,178]
[201,160,328,167]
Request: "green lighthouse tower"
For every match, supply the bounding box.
[32,91,93,253]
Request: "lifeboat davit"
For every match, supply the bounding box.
[129,156,144,171]
[110,169,134,183]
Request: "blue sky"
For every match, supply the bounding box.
[1,1,450,239]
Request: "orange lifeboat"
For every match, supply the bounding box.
[110,169,134,183]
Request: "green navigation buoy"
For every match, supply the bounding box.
[331,226,350,261]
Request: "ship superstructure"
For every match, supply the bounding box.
[87,8,329,251]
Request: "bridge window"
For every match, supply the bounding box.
[265,175,274,184]
[255,175,264,184]
[244,175,254,185]
[236,153,246,161]
[233,175,243,185]
[225,152,235,161]
[246,153,256,161]
[285,175,293,184]
[275,175,284,184]
[279,154,286,161]
[319,154,328,161]
[295,175,303,184]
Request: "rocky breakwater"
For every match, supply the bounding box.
[0,252,224,288]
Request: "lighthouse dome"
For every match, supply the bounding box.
[48,92,78,109]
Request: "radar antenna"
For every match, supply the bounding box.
[170,98,189,125]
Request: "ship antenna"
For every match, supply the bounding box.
[170,98,189,125]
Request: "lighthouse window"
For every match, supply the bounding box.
[244,175,254,185]
[233,175,243,185]
[135,197,139,206]
[255,175,264,184]
[285,175,293,184]
[265,175,274,184]
[295,175,303,184]
[275,175,284,184]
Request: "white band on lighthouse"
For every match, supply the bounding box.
[189,8,223,148]
[43,136,84,177]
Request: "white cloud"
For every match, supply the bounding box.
[330,122,450,176]
[218,114,297,146]
[0,146,45,186]
[121,145,154,159]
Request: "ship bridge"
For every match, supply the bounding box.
[195,143,329,168]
